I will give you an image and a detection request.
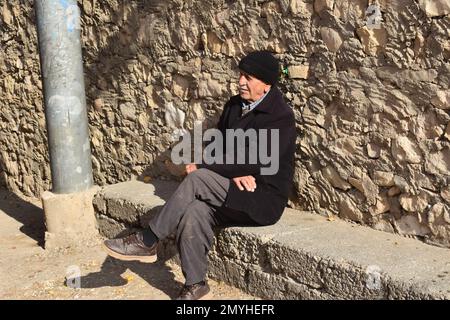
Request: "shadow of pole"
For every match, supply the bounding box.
[0,188,45,248]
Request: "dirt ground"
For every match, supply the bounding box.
[0,189,257,300]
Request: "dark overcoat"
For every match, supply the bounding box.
[199,86,296,225]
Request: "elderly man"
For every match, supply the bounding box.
[103,51,296,300]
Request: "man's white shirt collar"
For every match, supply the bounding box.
[241,88,271,113]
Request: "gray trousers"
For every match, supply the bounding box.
[148,168,257,285]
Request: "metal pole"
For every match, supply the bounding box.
[35,0,93,194]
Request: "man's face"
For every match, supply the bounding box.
[238,71,271,102]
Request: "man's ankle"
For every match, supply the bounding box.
[142,228,158,247]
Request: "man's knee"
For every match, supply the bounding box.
[181,168,213,189]
[185,168,209,181]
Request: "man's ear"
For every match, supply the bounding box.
[264,84,272,93]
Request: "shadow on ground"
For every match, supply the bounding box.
[0,188,45,248]
[78,255,182,299]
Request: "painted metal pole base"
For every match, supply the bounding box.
[41,186,101,250]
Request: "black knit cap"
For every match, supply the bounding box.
[238,51,279,85]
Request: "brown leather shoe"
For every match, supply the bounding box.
[102,232,157,263]
[176,281,211,300]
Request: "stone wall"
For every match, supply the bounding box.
[1,0,449,246]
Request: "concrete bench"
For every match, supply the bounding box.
[93,180,450,299]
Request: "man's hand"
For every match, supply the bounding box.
[233,176,256,192]
[185,164,198,175]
